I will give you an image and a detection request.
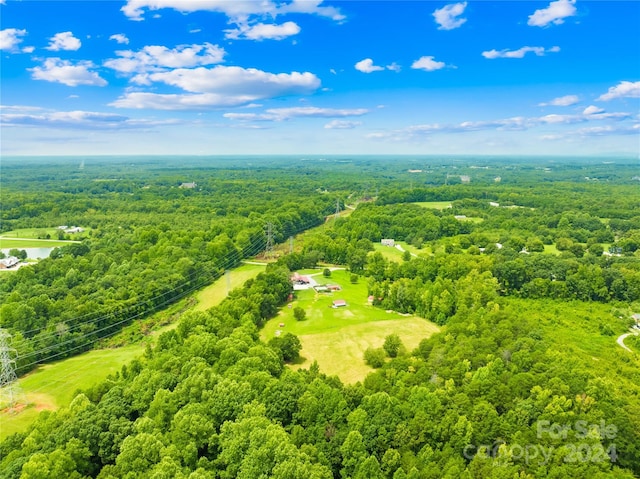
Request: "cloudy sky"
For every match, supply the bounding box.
[1,0,639,156]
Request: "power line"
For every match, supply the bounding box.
[0,329,21,409]
[10,215,327,371]
[265,222,275,259]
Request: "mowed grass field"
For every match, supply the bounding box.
[194,262,267,311]
[414,201,452,210]
[0,238,73,248]
[0,228,83,248]
[261,269,440,383]
[1,345,143,439]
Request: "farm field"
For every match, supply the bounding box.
[261,269,439,383]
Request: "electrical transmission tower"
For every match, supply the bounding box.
[335,199,341,219]
[0,329,20,410]
[265,222,275,258]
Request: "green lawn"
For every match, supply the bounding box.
[0,237,74,248]
[0,228,61,239]
[1,344,144,439]
[413,201,453,210]
[373,243,406,262]
[194,262,267,311]
[261,269,440,383]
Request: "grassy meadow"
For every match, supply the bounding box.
[1,345,144,439]
[0,228,83,248]
[0,261,267,439]
[413,201,453,210]
[194,262,267,312]
[261,269,439,383]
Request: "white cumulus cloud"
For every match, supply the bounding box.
[411,56,447,71]
[30,58,107,87]
[104,43,225,74]
[482,46,560,59]
[355,58,384,73]
[433,2,467,30]
[597,81,640,101]
[46,31,81,51]
[110,66,320,110]
[583,105,604,115]
[528,0,577,27]
[109,34,130,44]
[225,21,301,41]
[0,28,27,52]
[538,95,579,106]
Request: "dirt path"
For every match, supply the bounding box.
[617,330,639,352]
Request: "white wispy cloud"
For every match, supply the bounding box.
[30,58,107,87]
[538,95,579,106]
[111,66,320,110]
[121,0,344,23]
[597,81,640,101]
[482,46,560,59]
[104,43,225,74]
[324,120,362,129]
[433,2,467,30]
[411,56,448,71]
[528,0,577,27]
[224,106,368,122]
[109,33,130,44]
[367,109,632,141]
[225,21,301,41]
[46,31,81,51]
[0,109,175,130]
[355,58,384,73]
[386,63,401,72]
[22,46,35,53]
[267,106,368,120]
[0,28,27,52]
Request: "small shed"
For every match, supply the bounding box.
[332,299,347,308]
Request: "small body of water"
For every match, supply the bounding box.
[1,247,54,259]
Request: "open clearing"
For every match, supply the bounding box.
[413,201,452,210]
[1,344,143,439]
[261,269,439,384]
[194,262,266,311]
[1,261,267,439]
[0,237,75,248]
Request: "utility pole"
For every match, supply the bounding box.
[0,329,20,410]
[265,222,275,259]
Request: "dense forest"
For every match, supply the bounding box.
[1,156,639,478]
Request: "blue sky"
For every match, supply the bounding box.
[1,0,638,156]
